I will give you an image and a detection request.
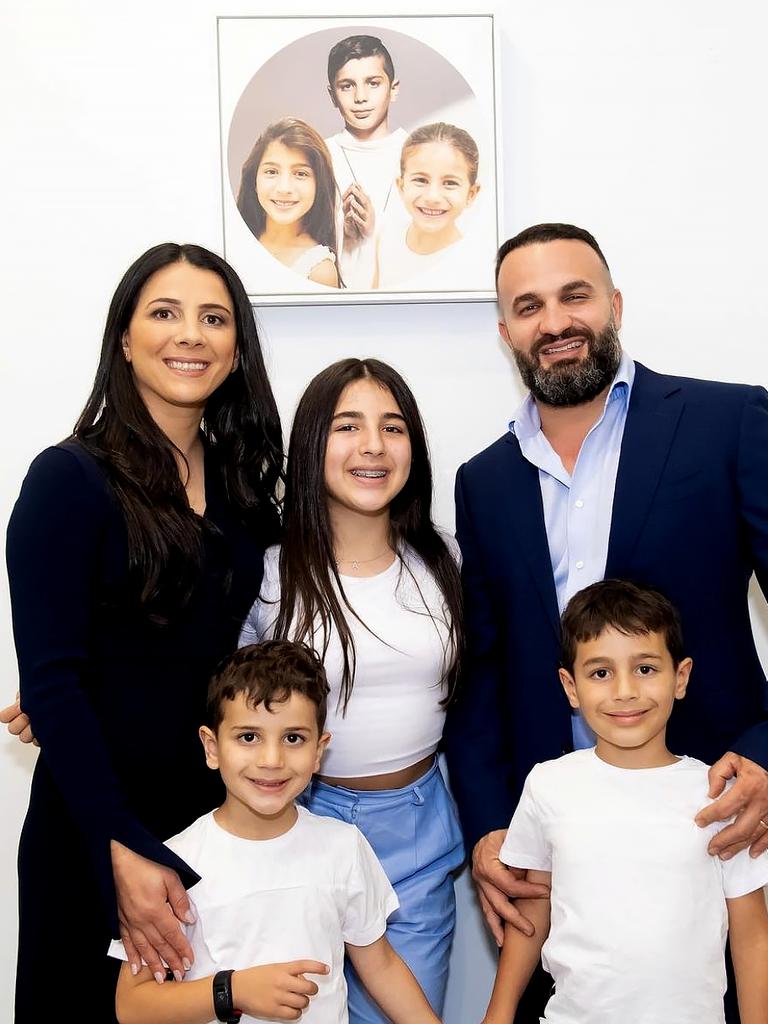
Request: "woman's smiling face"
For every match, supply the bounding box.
[121,260,238,422]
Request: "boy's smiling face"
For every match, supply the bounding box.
[200,692,330,840]
[329,55,399,141]
[559,627,692,768]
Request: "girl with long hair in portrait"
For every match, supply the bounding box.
[239,357,464,1022]
[4,243,282,1022]
[237,117,341,288]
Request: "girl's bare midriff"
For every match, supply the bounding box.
[317,752,435,791]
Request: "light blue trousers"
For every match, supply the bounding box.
[302,759,465,1023]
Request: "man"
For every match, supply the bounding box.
[324,34,406,289]
[445,223,768,1022]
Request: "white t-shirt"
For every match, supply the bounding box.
[239,545,452,778]
[110,806,398,1024]
[325,127,408,289]
[500,749,768,1024]
[375,225,474,291]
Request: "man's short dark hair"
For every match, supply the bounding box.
[560,579,685,672]
[327,35,395,86]
[495,223,611,286]
[207,640,330,733]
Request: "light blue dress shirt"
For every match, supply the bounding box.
[509,352,636,748]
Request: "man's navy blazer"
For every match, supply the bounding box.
[445,362,768,851]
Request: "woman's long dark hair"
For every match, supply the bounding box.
[75,242,283,618]
[273,358,463,709]
[236,118,338,258]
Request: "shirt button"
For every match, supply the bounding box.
[575,499,584,508]
[576,560,584,569]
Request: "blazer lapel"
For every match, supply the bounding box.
[499,435,561,640]
[607,363,685,573]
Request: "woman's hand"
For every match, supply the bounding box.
[0,693,37,745]
[111,840,196,983]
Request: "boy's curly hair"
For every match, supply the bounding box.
[207,640,330,733]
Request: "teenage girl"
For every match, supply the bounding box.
[239,358,465,1024]
[237,117,341,288]
[375,121,481,289]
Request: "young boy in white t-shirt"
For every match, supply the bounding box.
[483,580,768,1024]
[324,34,407,288]
[112,640,441,1024]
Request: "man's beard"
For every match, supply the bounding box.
[512,319,622,407]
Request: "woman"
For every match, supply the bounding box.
[5,243,282,1022]
[239,357,465,1022]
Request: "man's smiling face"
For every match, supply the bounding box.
[497,239,624,407]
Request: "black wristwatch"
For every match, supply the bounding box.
[212,969,242,1023]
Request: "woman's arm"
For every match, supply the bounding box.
[482,870,552,1024]
[727,887,768,1024]
[7,446,197,977]
[346,936,440,1024]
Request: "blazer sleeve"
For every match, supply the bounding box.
[443,463,517,852]
[6,447,201,930]
[730,386,768,768]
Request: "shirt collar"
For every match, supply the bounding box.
[509,351,635,440]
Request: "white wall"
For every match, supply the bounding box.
[2,1,767,1018]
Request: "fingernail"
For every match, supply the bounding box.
[182,958,192,972]
[720,851,733,861]
[130,963,139,977]
[185,910,196,924]
[173,970,183,983]
[154,971,165,985]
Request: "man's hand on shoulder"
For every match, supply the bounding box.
[695,752,768,858]
[472,830,550,945]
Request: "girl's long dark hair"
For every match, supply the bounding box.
[236,117,338,258]
[273,358,463,709]
[75,242,283,619]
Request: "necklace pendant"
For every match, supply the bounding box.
[351,560,359,571]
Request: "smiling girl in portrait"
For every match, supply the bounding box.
[237,117,341,287]
[374,122,481,289]
[239,358,465,1024]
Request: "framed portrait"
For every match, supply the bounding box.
[217,14,501,305]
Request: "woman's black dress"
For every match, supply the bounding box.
[7,441,267,1022]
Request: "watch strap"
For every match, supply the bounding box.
[212,969,242,1023]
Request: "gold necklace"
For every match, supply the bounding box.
[334,545,392,572]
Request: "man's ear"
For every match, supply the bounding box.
[559,668,580,710]
[313,731,332,773]
[327,85,338,110]
[389,78,400,104]
[674,657,693,700]
[611,288,623,331]
[199,725,219,770]
[498,318,512,348]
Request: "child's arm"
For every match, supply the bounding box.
[308,258,340,288]
[115,958,328,1024]
[482,870,552,1024]
[345,936,440,1024]
[727,887,768,1024]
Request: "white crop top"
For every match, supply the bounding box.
[239,544,454,778]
